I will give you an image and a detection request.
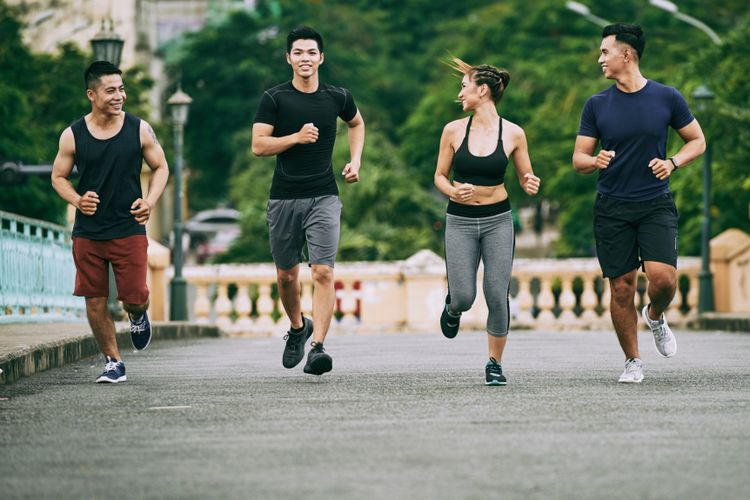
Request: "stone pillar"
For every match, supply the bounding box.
[147,239,170,321]
[710,229,750,312]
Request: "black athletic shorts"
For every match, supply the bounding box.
[593,192,679,279]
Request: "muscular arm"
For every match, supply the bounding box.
[51,128,86,210]
[670,119,706,168]
[573,135,615,174]
[251,123,301,157]
[342,111,365,183]
[140,121,170,207]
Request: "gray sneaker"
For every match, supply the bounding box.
[282,316,313,368]
[618,358,644,383]
[641,305,677,358]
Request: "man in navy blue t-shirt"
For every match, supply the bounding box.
[573,23,706,383]
[252,26,365,376]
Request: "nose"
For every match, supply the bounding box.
[598,53,605,64]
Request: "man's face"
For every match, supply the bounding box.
[87,74,126,115]
[286,39,324,79]
[598,35,629,79]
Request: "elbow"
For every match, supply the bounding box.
[251,143,265,157]
[698,137,707,155]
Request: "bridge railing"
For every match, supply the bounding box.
[182,250,701,335]
[0,211,85,322]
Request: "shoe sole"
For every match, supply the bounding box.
[282,319,314,369]
[485,380,507,386]
[304,356,332,375]
[96,375,127,383]
[618,377,643,383]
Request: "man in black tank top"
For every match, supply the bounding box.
[51,61,170,384]
[252,27,365,376]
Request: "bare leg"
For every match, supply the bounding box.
[277,265,303,329]
[311,264,335,344]
[609,270,640,360]
[85,297,121,360]
[643,261,677,319]
[488,335,508,362]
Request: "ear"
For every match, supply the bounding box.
[286,52,291,65]
[319,52,324,65]
[86,88,95,102]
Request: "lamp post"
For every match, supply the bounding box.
[649,1,721,313]
[565,1,611,28]
[167,85,193,321]
[693,85,715,313]
[90,18,124,66]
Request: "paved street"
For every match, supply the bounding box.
[1,329,749,500]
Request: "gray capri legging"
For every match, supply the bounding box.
[445,210,515,337]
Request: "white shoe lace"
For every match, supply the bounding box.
[104,360,118,373]
[130,321,145,335]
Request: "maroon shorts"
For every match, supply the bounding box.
[72,235,149,305]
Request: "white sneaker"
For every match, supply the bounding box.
[641,305,677,358]
[618,358,644,383]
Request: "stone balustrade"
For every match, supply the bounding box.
[182,250,701,335]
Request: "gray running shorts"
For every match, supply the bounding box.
[266,195,342,270]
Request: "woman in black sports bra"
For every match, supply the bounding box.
[434,57,540,386]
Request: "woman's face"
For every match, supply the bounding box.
[457,74,483,112]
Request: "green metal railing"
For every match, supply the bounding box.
[0,210,85,322]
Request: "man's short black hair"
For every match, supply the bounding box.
[287,26,323,53]
[84,60,122,90]
[602,23,645,60]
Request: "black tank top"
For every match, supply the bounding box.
[452,115,509,186]
[71,112,146,240]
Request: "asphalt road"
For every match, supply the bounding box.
[1,329,749,500]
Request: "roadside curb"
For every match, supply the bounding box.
[0,322,221,385]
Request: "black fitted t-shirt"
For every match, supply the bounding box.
[71,112,146,240]
[253,81,358,199]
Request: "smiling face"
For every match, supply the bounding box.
[598,35,632,79]
[457,74,486,112]
[286,39,324,79]
[87,74,126,116]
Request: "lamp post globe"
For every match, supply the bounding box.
[167,86,193,321]
[90,19,124,67]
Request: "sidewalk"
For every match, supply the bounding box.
[0,321,220,385]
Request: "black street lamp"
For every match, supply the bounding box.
[693,85,715,313]
[90,18,124,67]
[168,85,193,321]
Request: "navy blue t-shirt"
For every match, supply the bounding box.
[578,80,694,201]
[253,81,358,200]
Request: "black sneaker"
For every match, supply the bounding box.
[303,341,333,375]
[485,358,507,386]
[129,311,152,350]
[440,296,461,339]
[282,316,313,368]
[95,356,127,383]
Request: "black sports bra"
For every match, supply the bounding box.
[451,115,509,186]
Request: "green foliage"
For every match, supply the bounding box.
[171,0,748,261]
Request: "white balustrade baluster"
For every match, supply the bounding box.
[194,284,211,324]
[234,284,252,333]
[581,274,599,322]
[214,284,232,331]
[558,275,577,324]
[255,283,275,329]
[536,277,556,324]
[515,274,535,325]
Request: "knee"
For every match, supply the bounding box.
[277,270,298,288]
[610,280,636,306]
[448,291,475,313]
[311,265,334,287]
[648,273,677,295]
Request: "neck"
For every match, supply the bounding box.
[614,67,647,93]
[292,73,319,93]
[89,108,122,127]
[472,101,499,125]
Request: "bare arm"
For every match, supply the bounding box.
[251,122,319,157]
[572,135,615,174]
[648,119,706,180]
[434,122,470,201]
[342,111,365,183]
[131,120,170,225]
[51,128,99,215]
[508,126,540,195]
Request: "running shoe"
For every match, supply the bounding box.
[485,357,507,386]
[618,358,644,383]
[641,305,677,358]
[95,356,127,383]
[440,296,461,339]
[130,311,152,351]
[303,341,333,375]
[283,316,314,368]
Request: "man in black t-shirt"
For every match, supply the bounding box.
[572,24,706,383]
[252,26,365,375]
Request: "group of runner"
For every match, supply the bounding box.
[51,23,706,385]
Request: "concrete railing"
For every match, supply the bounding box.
[182,250,701,335]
